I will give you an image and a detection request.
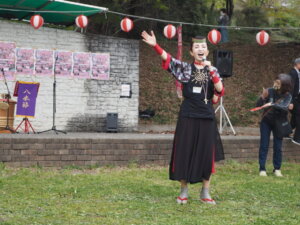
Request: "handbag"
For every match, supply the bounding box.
[273,115,293,139]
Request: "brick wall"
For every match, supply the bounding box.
[0,135,299,167]
[0,20,139,132]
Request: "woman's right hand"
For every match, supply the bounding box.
[141,31,157,47]
[262,102,272,108]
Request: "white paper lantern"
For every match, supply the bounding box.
[30,15,44,29]
[163,24,176,39]
[256,30,270,46]
[76,15,88,28]
[120,17,134,32]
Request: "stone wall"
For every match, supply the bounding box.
[0,135,299,167]
[0,20,139,132]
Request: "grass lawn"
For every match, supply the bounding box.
[0,161,299,225]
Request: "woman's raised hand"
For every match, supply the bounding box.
[141,31,157,47]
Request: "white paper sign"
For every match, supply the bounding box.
[121,84,131,97]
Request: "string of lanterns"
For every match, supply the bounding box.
[30,14,89,29]
[29,14,270,46]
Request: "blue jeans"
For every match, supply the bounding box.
[220,28,229,43]
[259,120,283,171]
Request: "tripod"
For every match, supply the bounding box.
[1,68,15,133]
[38,57,66,135]
[215,96,236,135]
[15,117,36,134]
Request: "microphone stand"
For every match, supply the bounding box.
[214,79,236,135]
[1,68,15,133]
[38,56,66,135]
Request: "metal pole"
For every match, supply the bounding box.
[215,96,236,135]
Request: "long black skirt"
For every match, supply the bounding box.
[169,117,224,184]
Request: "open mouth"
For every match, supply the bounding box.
[198,53,204,57]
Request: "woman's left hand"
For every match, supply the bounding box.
[203,61,213,72]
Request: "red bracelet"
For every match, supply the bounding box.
[209,71,215,76]
[214,86,225,97]
[210,71,220,83]
[153,44,164,55]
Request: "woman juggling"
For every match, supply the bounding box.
[141,31,225,205]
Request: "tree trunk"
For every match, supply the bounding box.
[226,0,234,18]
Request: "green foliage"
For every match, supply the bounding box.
[73,0,299,42]
[234,0,300,27]
[74,0,227,40]
[0,162,299,224]
[235,7,269,27]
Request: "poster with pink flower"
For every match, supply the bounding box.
[73,52,91,79]
[91,53,110,80]
[35,49,54,76]
[16,48,35,75]
[54,51,73,77]
[0,42,16,81]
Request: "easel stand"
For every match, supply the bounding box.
[215,97,236,135]
[15,117,36,134]
[38,57,66,135]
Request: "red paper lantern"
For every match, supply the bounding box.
[163,24,176,39]
[30,15,44,29]
[120,17,134,32]
[256,30,270,46]
[207,29,221,45]
[76,15,88,28]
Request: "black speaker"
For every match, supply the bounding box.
[106,113,118,132]
[213,50,233,78]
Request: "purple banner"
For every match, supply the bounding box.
[16,82,39,117]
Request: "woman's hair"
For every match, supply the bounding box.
[220,8,227,14]
[276,73,292,94]
[190,36,206,51]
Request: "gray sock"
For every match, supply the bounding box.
[180,187,188,198]
[200,187,211,199]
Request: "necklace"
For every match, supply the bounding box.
[194,60,203,66]
[192,68,206,86]
[192,68,209,104]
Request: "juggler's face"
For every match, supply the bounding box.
[296,62,300,70]
[190,43,209,62]
[273,79,281,91]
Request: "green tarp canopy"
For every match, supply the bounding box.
[0,0,108,26]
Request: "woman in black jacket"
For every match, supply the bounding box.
[256,74,292,177]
